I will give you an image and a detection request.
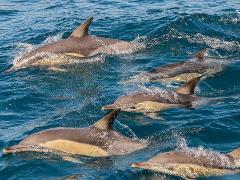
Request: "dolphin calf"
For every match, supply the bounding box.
[103,76,202,119]
[6,17,143,72]
[3,110,147,157]
[123,50,224,84]
[132,147,240,179]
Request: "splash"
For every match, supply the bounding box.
[175,137,236,169]
[138,86,180,103]
[119,73,151,85]
[13,43,37,65]
[162,29,240,52]
[42,33,63,45]
[115,120,138,139]
[92,35,146,56]
[187,33,240,51]
[12,33,63,66]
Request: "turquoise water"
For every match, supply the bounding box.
[0,0,240,179]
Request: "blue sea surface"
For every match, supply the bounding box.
[0,0,240,179]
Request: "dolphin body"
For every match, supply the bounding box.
[3,110,147,157]
[132,147,240,179]
[103,76,202,119]
[124,50,224,84]
[6,17,141,72]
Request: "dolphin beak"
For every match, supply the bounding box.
[131,161,152,168]
[3,145,28,154]
[102,104,120,110]
[3,66,18,74]
[3,147,16,154]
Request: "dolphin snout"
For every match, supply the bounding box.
[4,66,19,74]
[131,161,152,168]
[3,147,16,154]
[102,104,120,110]
[3,145,29,154]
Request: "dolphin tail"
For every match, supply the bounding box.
[175,76,202,95]
[195,49,206,60]
[70,17,93,38]
[92,109,120,130]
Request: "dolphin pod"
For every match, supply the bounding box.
[3,17,238,179]
[6,17,142,72]
[132,147,240,179]
[3,110,147,157]
[103,76,202,119]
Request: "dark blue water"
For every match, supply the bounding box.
[0,0,240,179]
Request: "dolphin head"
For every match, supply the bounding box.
[102,95,142,112]
[131,160,184,178]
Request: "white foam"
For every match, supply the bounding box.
[163,29,240,52]
[175,137,235,169]
[13,33,63,65]
[13,43,37,65]
[138,86,180,102]
[42,33,63,45]
[187,33,240,51]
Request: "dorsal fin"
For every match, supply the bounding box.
[70,17,93,38]
[195,49,206,60]
[92,110,120,130]
[175,76,202,95]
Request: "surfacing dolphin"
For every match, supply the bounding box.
[6,17,143,72]
[103,76,202,119]
[132,147,240,179]
[3,110,147,157]
[123,50,224,84]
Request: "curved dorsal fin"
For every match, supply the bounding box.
[70,17,93,38]
[175,76,202,95]
[92,110,120,130]
[195,49,206,60]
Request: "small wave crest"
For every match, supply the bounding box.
[92,35,147,55]
[13,33,63,65]
[163,29,240,52]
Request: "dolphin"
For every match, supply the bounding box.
[103,76,202,119]
[124,50,224,84]
[6,17,142,72]
[131,147,240,179]
[3,110,147,157]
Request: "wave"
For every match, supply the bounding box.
[144,13,240,57]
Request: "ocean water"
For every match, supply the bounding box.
[0,0,240,179]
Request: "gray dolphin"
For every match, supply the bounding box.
[103,76,202,119]
[3,110,147,157]
[6,17,142,72]
[124,50,224,84]
[132,147,240,179]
